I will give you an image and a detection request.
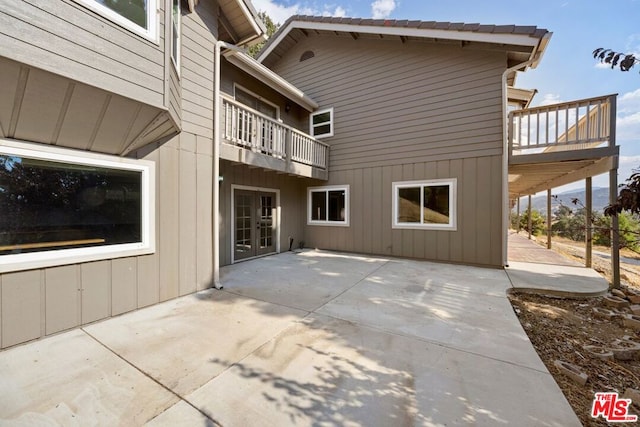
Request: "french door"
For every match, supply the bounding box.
[234,190,276,261]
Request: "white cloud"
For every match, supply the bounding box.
[617,88,640,142]
[538,93,563,106]
[619,155,640,166]
[252,0,348,25]
[619,88,640,114]
[371,0,396,19]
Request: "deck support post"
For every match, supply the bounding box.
[516,196,521,233]
[547,189,552,249]
[609,94,620,288]
[528,194,532,240]
[610,168,620,287]
[586,177,592,268]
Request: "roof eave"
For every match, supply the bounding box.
[223,50,319,111]
[258,19,548,63]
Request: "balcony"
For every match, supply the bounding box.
[219,96,329,180]
[508,94,618,196]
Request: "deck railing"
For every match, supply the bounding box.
[508,94,616,155]
[221,96,329,170]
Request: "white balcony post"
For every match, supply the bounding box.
[285,129,292,172]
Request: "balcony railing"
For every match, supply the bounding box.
[221,96,329,170]
[508,94,616,155]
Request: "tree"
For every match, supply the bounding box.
[247,12,279,58]
[518,209,546,236]
[605,171,640,216]
[593,48,639,73]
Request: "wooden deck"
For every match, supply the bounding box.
[508,232,581,266]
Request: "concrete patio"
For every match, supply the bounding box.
[0,250,584,426]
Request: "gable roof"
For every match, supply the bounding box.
[257,15,551,74]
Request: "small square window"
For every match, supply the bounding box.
[393,179,457,230]
[310,108,334,138]
[308,185,349,226]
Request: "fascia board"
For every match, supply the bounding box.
[258,20,543,62]
[224,51,319,111]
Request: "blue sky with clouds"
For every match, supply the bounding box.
[252,0,640,191]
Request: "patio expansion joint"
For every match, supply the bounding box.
[313,310,554,377]
[80,328,223,426]
[311,259,392,313]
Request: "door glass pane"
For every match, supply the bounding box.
[328,190,345,222]
[235,194,252,254]
[311,191,326,221]
[397,187,420,223]
[423,185,450,224]
[259,195,273,249]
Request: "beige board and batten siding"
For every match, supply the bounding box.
[270,34,506,266]
[304,156,503,267]
[219,161,311,266]
[0,0,165,108]
[268,36,505,170]
[0,133,215,349]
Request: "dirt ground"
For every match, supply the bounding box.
[508,238,640,426]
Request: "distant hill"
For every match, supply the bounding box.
[516,187,611,214]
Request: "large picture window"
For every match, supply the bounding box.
[308,185,349,226]
[392,179,457,230]
[0,141,155,273]
[75,0,158,41]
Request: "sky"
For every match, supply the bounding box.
[251,0,640,193]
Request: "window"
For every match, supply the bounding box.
[308,185,349,226]
[392,179,457,230]
[234,85,279,119]
[75,0,158,41]
[310,108,334,138]
[0,140,155,273]
[171,0,181,69]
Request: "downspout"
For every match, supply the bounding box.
[501,57,537,267]
[213,40,252,289]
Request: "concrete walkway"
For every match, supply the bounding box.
[507,232,610,297]
[0,250,581,426]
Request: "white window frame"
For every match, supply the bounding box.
[170,0,181,71]
[233,84,280,119]
[74,0,158,42]
[310,107,334,138]
[392,179,457,230]
[307,185,350,226]
[0,139,156,273]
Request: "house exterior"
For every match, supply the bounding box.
[257,16,553,267]
[0,4,618,350]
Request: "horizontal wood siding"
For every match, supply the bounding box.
[168,64,182,125]
[181,1,218,138]
[0,132,215,349]
[303,155,503,267]
[269,36,506,171]
[219,161,308,266]
[0,0,165,107]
